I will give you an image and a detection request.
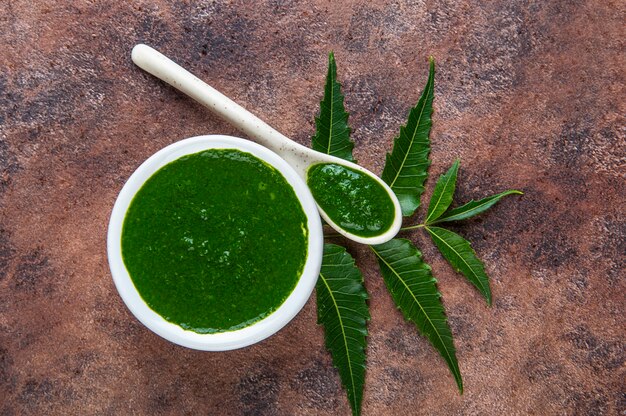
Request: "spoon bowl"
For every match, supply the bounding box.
[131,44,402,245]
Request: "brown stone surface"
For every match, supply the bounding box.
[1,0,624,414]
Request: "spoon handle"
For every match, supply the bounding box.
[131,44,303,158]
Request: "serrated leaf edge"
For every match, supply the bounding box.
[425,160,460,224]
[370,243,463,392]
[426,226,491,306]
[325,53,338,156]
[318,272,361,412]
[387,59,435,189]
[312,52,355,162]
[433,190,523,223]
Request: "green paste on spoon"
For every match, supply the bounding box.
[307,163,395,238]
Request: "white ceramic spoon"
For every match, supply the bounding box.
[131,44,402,245]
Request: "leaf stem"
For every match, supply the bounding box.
[400,224,425,231]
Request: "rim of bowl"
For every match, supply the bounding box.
[107,135,324,351]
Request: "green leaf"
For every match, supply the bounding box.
[426,226,492,306]
[433,190,523,223]
[381,57,435,217]
[311,52,355,162]
[316,244,370,416]
[312,56,367,414]
[371,239,463,393]
[425,160,459,224]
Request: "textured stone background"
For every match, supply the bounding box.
[1,1,624,415]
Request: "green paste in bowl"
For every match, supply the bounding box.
[121,149,309,334]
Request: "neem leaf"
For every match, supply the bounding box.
[316,244,370,416]
[433,190,523,223]
[426,226,492,306]
[311,52,355,162]
[381,57,435,217]
[425,160,459,224]
[371,239,463,393]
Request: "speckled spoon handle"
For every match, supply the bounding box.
[131,44,315,172]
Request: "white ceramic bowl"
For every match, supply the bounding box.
[107,135,323,351]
